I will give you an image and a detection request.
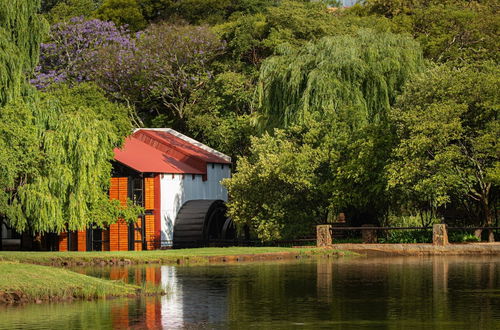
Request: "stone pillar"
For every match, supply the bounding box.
[317,225,333,247]
[487,230,495,242]
[433,224,448,246]
[361,225,377,243]
[474,229,482,241]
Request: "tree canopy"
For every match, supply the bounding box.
[257,29,423,129]
[0,84,136,234]
[388,63,499,226]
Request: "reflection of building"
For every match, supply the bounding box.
[161,266,228,328]
[56,128,234,252]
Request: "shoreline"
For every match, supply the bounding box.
[327,243,500,256]
[1,244,499,267]
[0,247,352,267]
[0,262,164,305]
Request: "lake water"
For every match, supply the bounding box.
[0,256,499,329]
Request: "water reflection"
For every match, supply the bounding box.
[0,256,499,329]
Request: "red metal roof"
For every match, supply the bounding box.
[114,129,231,174]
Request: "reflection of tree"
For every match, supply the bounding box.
[223,257,500,328]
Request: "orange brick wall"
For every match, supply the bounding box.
[77,230,86,252]
[109,177,129,251]
[58,232,68,251]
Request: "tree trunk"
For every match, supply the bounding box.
[483,200,493,226]
[0,218,3,251]
[481,196,495,242]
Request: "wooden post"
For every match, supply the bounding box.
[433,224,448,246]
[0,218,3,251]
[316,225,333,247]
[362,224,377,243]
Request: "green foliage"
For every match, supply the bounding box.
[362,0,499,63]
[224,130,328,240]
[96,0,147,31]
[186,71,256,160]
[138,0,279,24]
[215,1,337,66]
[0,0,47,105]
[47,0,100,23]
[378,230,432,243]
[387,63,499,225]
[257,29,423,129]
[449,231,480,243]
[215,1,398,68]
[9,0,499,241]
[0,84,136,234]
[386,212,440,228]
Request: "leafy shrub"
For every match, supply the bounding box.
[449,231,480,243]
[378,230,432,244]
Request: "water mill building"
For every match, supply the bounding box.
[56,128,235,251]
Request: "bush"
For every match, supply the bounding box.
[378,230,432,244]
[449,231,480,243]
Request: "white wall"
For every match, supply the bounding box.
[159,163,231,246]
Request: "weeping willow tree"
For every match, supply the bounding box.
[257,29,423,130]
[1,84,137,234]
[0,0,47,105]
[0,1,137,236]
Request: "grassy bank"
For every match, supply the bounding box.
[0,247,352,266]
[0,262,159,304]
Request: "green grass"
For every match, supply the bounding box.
[0,247,353,266]
[0,262,149,303]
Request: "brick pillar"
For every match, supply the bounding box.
[433,224,448,246]
[317,225,333,247]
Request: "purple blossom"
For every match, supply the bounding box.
[33,18,225,120]
[33,17,134,89]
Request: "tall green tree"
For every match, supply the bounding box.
[0,84,135,234]
[388,63,499,226]
[0,1,138,236]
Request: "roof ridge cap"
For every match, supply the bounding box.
[135,128,231,163]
